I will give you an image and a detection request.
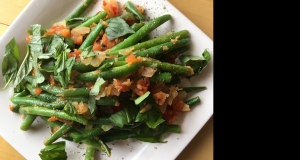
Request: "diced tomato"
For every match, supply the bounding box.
[44,25,70,37]
[68,49,82,59]
[25,35,32,43]
[9,105,14,111]
[34,87,42,95]
[48,116,59,122]
[103,0,121,18]
[71,34,83,45]
[162,96,185,124]
[113,79,132,92]
[167,53,179,64]
[125,54,138,65]
[131,77,150,96]
[92,41,102,51]
[101,33,117,49]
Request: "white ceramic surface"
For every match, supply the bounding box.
[0,0,213,159]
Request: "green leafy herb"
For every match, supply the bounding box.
[1,38,20,89]
[179,49,211,78]
[13,45,33,87]
[105,17,135,40]
[90,77,106,96]
[63,102,77,114]
[88,95,96,114]
[38,141,67,160]
[109,104,139,128]
[29,24,45,86]
[80,46,96,59]
[135,96,165,128]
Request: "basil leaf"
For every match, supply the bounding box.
[90,77,106,96]
[179,49,211,78]
[38,141,67,160]
[1,38,20,89]
[88,96,96,115]
[109,104,139,128]
[80,46,96,59]
[63,102,77,114]
[29,24,45,86]
[13,45,33,87]
[105,17,135,40]
[135,96,165,128]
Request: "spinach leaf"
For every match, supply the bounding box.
[1,38,20,89]
[105,17,135,40]
[38,141,67,160]
[179,49,211,78]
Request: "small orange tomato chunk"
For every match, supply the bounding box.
[34,87,42,95]
[103,0,121,18]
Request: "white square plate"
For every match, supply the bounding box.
[0,0,213,159]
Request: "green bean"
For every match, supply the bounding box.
[20,115,37,131]
[75,70,100,82]
[142,59,194,76]
[79,22,104,51]
[26,83,57,102]
[165,76,181,85]
[150,72,172,82]
[63,97,88,103]
[13,90,29,97]
[72,62,98,73]
[131,22,144,32]
[158,45,190,62]
[180,86,207,93]
[65,0,96,21]
[100,62,141,80]
[67,131,111,157]
[107,30,189,55]
[78,11,107,27]
[109,14,172,52]
[96,96,119,106]
[185,96,201,108]
[19,106,88,125]
[10,104,20,113]
[25,76,90,97]
[40,117,111,157]
[73,126,104,143]
[113,61,127,67]
[11,97,65,109]
[124,1,146,22]
[88,117,112,125]
[44,123,73,146]
[84,147,96,160]
[166,124,181,133]
[135,38,190,58]
[101,131,135,142]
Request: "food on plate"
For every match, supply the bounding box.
[1,0,211,159]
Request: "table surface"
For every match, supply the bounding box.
[0,0,213,159]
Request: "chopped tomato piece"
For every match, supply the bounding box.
[68,49,82,59]
[125,54,138,65]
[34,87,42,95]
[92,41,103,51]
[101,33,117,49]
[25,35,32,43]
[103,0,121,18]
[44,24,70,37]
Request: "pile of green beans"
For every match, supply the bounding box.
[6,1,209,160]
